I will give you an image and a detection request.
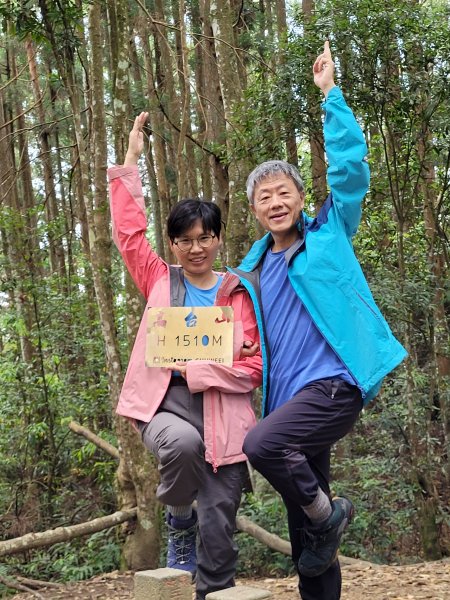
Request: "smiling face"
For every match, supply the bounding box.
[169,219,222,287]
[251,174,305,251]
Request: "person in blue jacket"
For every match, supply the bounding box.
[232,42,407,600]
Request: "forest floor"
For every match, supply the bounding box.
[8,558,450,600]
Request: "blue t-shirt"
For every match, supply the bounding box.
[184,276,221,307]
[261,247,355,414]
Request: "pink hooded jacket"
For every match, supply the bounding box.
[108,165,263,470]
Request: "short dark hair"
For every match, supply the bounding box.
[167,198,222,240]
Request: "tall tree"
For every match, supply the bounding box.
[210,0,251,264]
[107,0,162,569]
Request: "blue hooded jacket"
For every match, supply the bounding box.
[230,87,407,416]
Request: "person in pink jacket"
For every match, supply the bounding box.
[108,112,262,600]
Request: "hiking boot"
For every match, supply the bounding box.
[166,510,198,577]
[298,497,354,577]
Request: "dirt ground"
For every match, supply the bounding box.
[8,559,450,600]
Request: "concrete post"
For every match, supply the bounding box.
[206,586,272,600]
[134,567,192,600]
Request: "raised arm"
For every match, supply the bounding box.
[108,112,167,298]
[314,42,369,237]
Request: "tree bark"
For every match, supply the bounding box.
[198,0,229,221]
[91,0,161,570]
[302,0,327,212]
[210,0,252,264]
[26,37,67,286]
[137,12,172,261]
[276,0,298,166]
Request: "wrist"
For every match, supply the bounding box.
[124,151,139,166]
[321,82,336,99]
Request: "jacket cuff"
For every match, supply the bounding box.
[321,85,342,108]
[107,164,139,181]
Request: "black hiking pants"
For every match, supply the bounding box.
[243,378,362,600]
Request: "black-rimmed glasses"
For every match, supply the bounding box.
[172,234,216,252]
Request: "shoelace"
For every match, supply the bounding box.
[171,526,196,564]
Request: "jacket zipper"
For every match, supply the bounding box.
[228,267,271,416]
[210,394,218,473]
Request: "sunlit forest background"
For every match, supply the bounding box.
[0,0,449,589]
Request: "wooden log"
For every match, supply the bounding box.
[0,575,44,598]
[235,514,370,567]
[0,507,370,567]
[68,420,119,459]
[0,508,137,557]
[0,421,368,568]
[16,576,64,589]
[235,515,291,556]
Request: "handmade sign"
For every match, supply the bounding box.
[145,306,234,368]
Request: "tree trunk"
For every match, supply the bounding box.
[26,37,67,287]
[418,119,450,484]
[302,0,327,212]
[198,0,229,220]
[154,0,180,201]
[276,0,298,166]
[91,0,161,570]
[192,0,213,201]
[0,46,48,526]
[210,0,251,264]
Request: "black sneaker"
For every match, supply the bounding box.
[298,497,354,577]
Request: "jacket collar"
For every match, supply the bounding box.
[215,271,244,303]
[239,212,310,272]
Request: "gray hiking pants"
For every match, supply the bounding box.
[140,380,247,600]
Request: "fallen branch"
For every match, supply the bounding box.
[235,514,371,567]
[0,506,370,567]
[0,508,137,557]
[69,421,119,459]
[65,423,370,568]
[16,575,64,589]
[236,514,291,555]
[0,575,44,598]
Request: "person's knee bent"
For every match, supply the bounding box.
[167,428,205,465]
[243,423,270,468]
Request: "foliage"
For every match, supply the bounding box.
[332,427,419,563]
[2,530,121,587]
[237,493,295,577]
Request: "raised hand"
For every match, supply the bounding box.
[124,111,149,166]
[313,40,336,97]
